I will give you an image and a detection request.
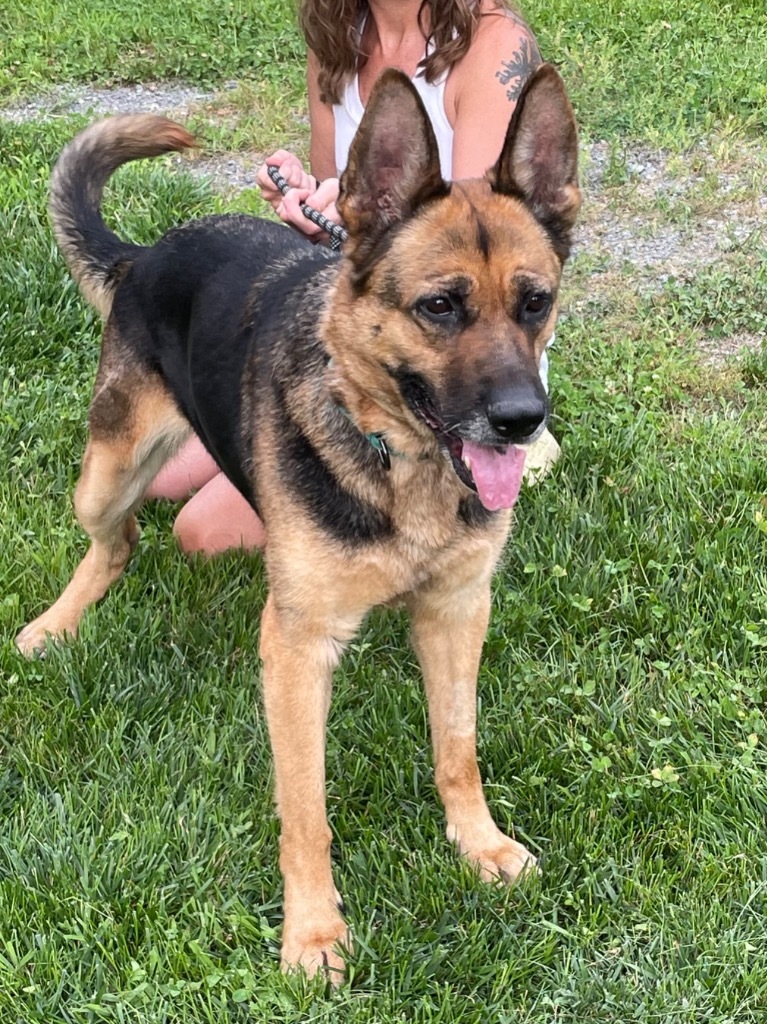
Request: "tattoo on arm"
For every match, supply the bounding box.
[495,38,542,102]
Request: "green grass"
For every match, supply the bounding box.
[0,0,304,94]
[528,0,767,142]
[2,2,767,1021]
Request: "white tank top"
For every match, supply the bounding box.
[333,47,454,178]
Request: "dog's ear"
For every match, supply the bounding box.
[489,64,581,258]
[338,69,448,278]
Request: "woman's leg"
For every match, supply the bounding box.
[145,435,219,500]
[146,434,265,555]
[172,472,267,555]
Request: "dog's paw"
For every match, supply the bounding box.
[466,838,539,884]
[281,915,351,985]
[15,614,75,658]
[449,825,539,884]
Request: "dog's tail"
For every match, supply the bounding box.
[49,114,196,319]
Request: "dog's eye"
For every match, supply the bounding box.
[519,292,552,321]
[416,293,462,324]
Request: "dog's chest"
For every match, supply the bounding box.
[382,459,503,582]
[391,479,462,554]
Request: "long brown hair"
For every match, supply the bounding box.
[299,1,523,104]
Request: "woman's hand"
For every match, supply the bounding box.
[256,149,315,202]
[257,150,341,242]
[276,178,341,242]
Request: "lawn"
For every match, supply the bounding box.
[1,2,766,1021]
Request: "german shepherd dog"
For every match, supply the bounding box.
[17,65,580,979]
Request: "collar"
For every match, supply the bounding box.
[365,429,393,470]
[335,402,396,470]
[326,357,430,470]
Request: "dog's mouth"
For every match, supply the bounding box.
[409,397,527,512]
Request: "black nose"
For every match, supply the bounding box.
[486,382,547,441]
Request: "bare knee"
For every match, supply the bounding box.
[172,503,214,555]
[145,435,217,500]
[172,488,267,556]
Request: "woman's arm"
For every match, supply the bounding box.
[307,48,340,181]
[449,12,542,179]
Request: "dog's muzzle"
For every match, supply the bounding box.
[399,373,548,512]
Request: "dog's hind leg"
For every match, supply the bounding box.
[409,557,538,885]
[16,372,191,656]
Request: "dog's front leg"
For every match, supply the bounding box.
[259,594,350,982]
[409,573,537,884]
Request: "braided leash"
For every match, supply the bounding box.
[267,165,348,251]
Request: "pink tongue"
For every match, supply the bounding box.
[462,442,527,511]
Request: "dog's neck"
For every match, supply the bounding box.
[325,355,435,467]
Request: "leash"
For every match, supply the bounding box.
[267,165,348,251]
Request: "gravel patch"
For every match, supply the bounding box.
[576,140,766,282]
[575,198,766,277]
[1,81,264,191]
[697,332,764,368]
[180,153,263,193]
[0,81,216,122]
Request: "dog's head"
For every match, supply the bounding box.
[328,65,581,511]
